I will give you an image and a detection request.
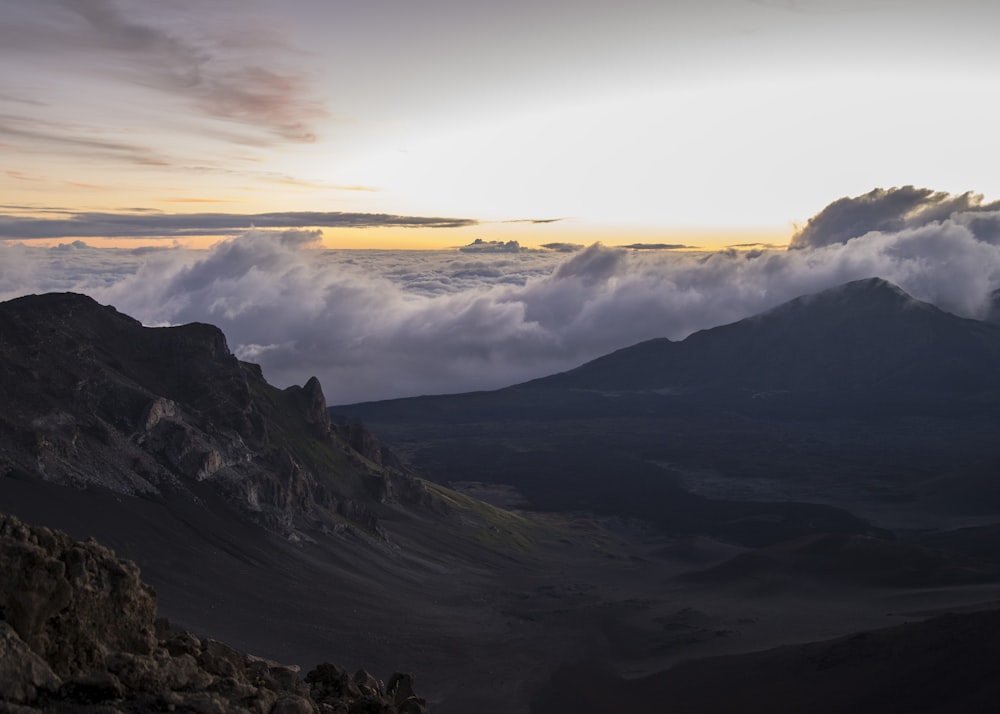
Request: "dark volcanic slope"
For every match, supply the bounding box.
[687,533,1000,589]
[530,277,1000,393]
[531,607,1000,714]
[334,278,1000,531]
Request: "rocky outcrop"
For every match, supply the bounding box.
[0,292,436,540]
[0,512,429,713]
[0,512,157,678]
[330,417,404,472]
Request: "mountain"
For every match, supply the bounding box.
[528,277,1000,394]
[0,292,598,713]
[334,278,1000,532]
[0,291,427,539]
[5,287,1000,713]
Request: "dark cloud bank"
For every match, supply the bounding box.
[4,186,1000,403]
[0,211,477,240]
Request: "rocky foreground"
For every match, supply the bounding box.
[0,512,428,714]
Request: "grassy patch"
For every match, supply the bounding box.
[423,481,538,552]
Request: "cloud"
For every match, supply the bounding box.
[1,0,326,144]
[621,243,692,250]
[276,229,322,248]
[4,188,1000,404]
[5,170,41,182]
[458,238,522,254]
[553,242,626,283]
[52,240,90,251]
[0,210,478,240]
[0,239,172,296]
[726,242,786,249]
[501,218,567,225]
[789,186,1000,249]
[540,243,584,253]
[0,114,172,167]
[63,0,326,142]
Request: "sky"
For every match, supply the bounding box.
[3,1,1000,403]
[3,0,1000,248]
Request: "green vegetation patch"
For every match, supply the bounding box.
[423,481,538,552]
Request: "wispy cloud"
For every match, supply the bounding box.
[0,114,172,166]
[501,218,568,225]
[5,170,41,182]
[0,210,478,240]
[69,0,326,141]
[0,92,46,107]
[65,181,109,190]
[621,243,692,251]
[1,0,327,144]
[726,242,786,249]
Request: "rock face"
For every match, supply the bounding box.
[330,416,404,471]
[0,292,431,539]
[0,512,156,681]
[0,512,428,713]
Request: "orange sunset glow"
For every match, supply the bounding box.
[3,1,999,252]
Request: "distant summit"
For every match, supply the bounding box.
[528,277,1000,393]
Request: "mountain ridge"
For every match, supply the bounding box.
[523,277,1000,394]
[0,291,431,540]
[331,276,1000,536]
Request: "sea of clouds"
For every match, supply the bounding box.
[3,187,1000,404]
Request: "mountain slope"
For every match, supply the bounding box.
[531,607,1000,714]
[529,278,1000,393]
[3,291,741,714]
[333,278,1000,530]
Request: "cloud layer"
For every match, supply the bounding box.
[4,188,1000,404]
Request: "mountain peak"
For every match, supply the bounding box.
[759,277,929,322]
[825,276,911,299]
[1,291,139,329]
